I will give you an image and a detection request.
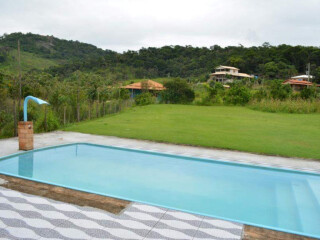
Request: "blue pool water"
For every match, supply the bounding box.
[0,143,319,238]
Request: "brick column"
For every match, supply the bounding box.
[18,121,34,150]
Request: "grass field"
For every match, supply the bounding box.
[64,105,320,160]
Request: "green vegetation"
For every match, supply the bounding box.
[193,79,320,112]
[65,105,320,159]
[161,78,195,104]
[0,49,58,73]
[0,70,133,138]
[135,92,155,106]
[0,32,107,61]
[2,33,320,81]
[1,32,320,156]
[249,99,320,114]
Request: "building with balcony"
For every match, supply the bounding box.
[209,65,253,84]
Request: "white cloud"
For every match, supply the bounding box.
[0,0,319,52]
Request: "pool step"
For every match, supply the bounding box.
[307,179,320,207]
[275,183,301,231]
[291,180,320,234]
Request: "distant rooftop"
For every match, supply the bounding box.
[215,65,239,70]
[291,75,314,79]
[283,79,313,86]
[122,80,165,91]
[210,71,253,78]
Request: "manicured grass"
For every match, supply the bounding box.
[64,105,320,159]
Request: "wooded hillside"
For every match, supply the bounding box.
[1,33,320,81]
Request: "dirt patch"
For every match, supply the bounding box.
[0,174,130,214]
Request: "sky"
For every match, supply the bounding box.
[0,0,319,52]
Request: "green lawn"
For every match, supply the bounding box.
[64,105,320,160]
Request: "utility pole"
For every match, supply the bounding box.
[307,63,311,82]
[17,40,22,120]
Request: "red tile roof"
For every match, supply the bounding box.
[282,79,313,86]
[122,80,165,90]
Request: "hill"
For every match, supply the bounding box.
[0,32,116,74]
[1,32,320,81]
[0,48,58,74]
[0,32,108,60]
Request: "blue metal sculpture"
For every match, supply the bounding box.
[23,96,49,122]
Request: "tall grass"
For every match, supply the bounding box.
[248,99,320,114]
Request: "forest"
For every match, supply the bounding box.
[1,32,320,80]
[0,32,320,139]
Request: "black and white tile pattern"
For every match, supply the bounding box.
[0,187,243,240]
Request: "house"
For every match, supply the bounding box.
[282,79,320,91]
[282,79,313,91]
[282,74,319,91]
[208,65,253,84]
[121,80,165,98]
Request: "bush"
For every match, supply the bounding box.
[161,78,195,104]
[135,92,155,106]
[225,85,251,105]
[253,88,267,101]
[269,81,292,100]
[194,95,213,106]
[0,111,14,138]
[1,122,14,138]
[300,86,317,100]
[249,99,320,114]
[112,88,130,100]
[35,108,60,132]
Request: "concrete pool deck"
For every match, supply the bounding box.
[0,131,319,240]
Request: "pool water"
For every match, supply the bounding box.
[0,143,319,238]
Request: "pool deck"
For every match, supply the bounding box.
[0,131,320,240]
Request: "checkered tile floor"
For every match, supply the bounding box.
[0,186,243,240]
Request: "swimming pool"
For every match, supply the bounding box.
[0,143,319,238]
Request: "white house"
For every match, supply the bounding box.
[209,65,253,84]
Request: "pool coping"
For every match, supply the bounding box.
[0,142,320,239]
[0,173,130,214]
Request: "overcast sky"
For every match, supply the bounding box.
[0,0,319,52]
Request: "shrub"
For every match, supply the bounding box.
[225,85,251,105]
[253,88,267,101]
[214,94,224,104]
[300,86,317,100]
[135,92,155,106]
[35,108,60,132]
[0,111,14,138]
[269,80,292,100]
[249,99,320,114]
[1,122,14,138]
[161,78,195,104]
[194,95,213,106]
[112,88,130,100]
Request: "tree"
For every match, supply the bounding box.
[225,85,251,105]
[314,66,320,83]
[161,78,195,104]
[100,87,111,116]
[269,81,292,100]
[135,92,154,106]
[300,85,317,99]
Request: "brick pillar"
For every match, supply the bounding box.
[18,121,34,150]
